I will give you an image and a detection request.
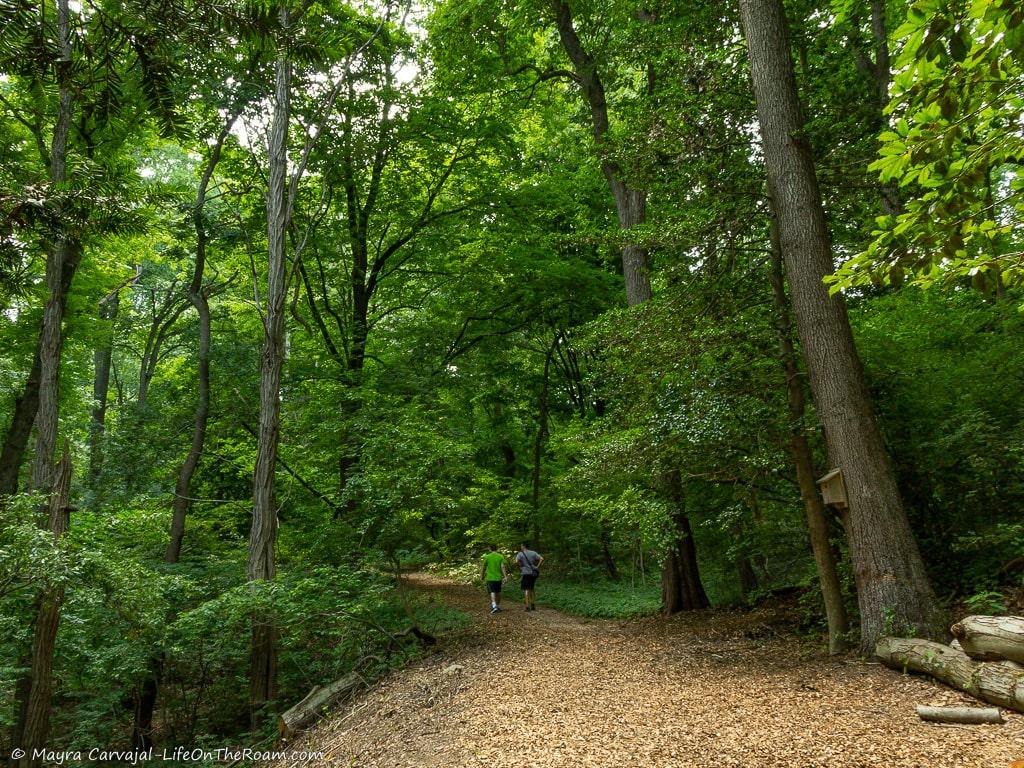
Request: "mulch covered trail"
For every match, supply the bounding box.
[269,574,1024,767]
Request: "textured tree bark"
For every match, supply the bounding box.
[877,636,1024,712]
[14,448,72,768]
[248,16,291,724]
[0,239,80,498]
[951,616,1024,664]
[767,205,850,653]
[739,0,941,650]
[87,293,119,485]
[13,5,76,760]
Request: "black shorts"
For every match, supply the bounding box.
[520,573,538,590]
[486,580,502,594]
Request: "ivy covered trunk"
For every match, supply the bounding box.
[249,11,291,722]
[739,0,942,649]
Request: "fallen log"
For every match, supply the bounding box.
[915,705,1004,724]
[876,637,1024,712]
[278,673,363,739]
[951,615,1024,664]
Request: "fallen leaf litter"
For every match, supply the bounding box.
[264,574,1024,768]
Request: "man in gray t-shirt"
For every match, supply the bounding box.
[515,542,544,612]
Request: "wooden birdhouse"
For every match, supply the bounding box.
[817,468,848,509]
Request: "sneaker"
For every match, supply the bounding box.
[490,606,499,614]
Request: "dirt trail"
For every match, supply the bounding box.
[268,574,1023,767]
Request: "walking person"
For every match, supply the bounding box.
[480,544,508,614]
[515,541,544,611]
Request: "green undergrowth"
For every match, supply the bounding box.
[521,579,661,619]
[426,561,662,619]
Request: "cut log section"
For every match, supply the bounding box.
[951,615,1024,664]
[278,673,363,739]
[876,636,1024,712]
[915,705,1004,724]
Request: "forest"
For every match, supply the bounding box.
[1,0,1022,764]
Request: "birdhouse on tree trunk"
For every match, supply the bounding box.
[817,468,848,509]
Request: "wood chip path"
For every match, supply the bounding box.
[267,574,1024,767]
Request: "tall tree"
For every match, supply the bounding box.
[12,0,77,759]
[545,0,707,612]
[739,0,941,649]
[248,3,292,719]
[767,203,850,653]
[548,0,650,305]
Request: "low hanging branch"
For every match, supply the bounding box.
[876,636,1024,712]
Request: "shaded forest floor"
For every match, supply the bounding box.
[266,574,1023,767]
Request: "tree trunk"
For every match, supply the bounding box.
[868,0,900,215]
[767,203,850,653]
[11,8,76,758]
[951,616,1024,664]
[550,1,712,601]
[14,448,72,768]
[600,527,618,581]
[87,293,119,485]
[531,337,555,523]
[130,663,159,750]
[737,555,759,600]
[249,20,291,723]
[128,120,241,752]
[1,344,43,497]
[0,244,81,497]
[876,636,1024,712]
[739,0,941,650]
[661,471,709,613]
[166,119,234,564]
[549,0,651,305]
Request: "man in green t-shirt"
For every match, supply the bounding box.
[480,544,508,614]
